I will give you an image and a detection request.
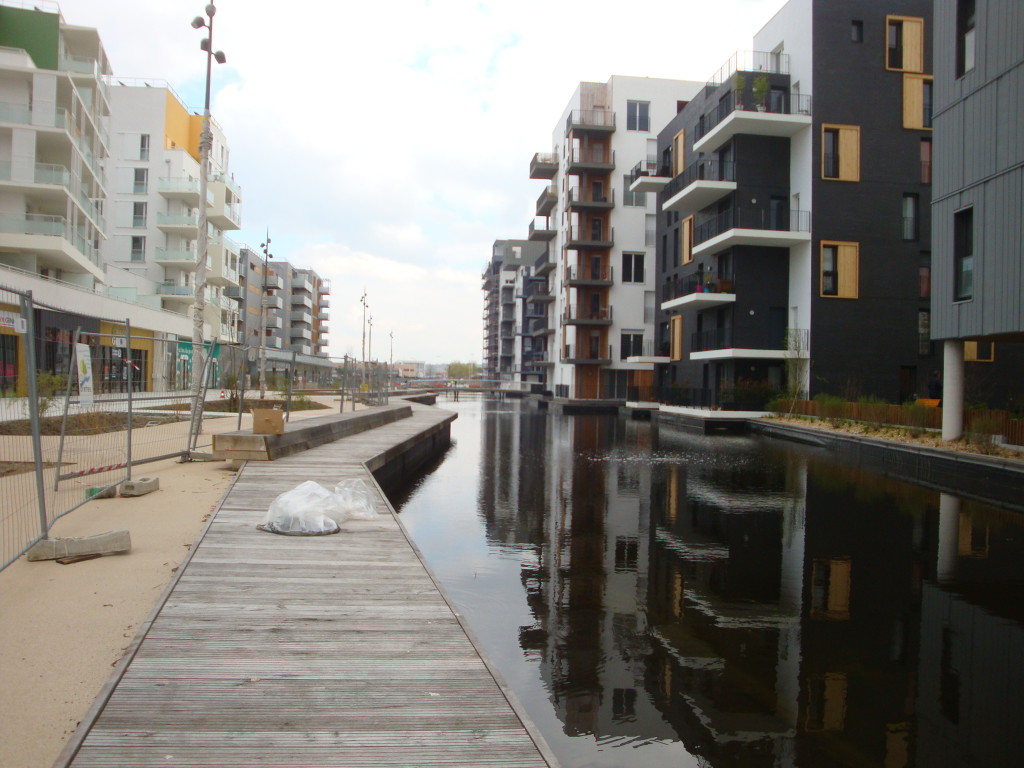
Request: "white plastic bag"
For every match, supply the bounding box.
[333,478,379,520]
[258,480,345,535]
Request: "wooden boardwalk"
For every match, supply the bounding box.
[59,405,555,768]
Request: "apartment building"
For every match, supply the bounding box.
[237,247,332,384]
[526,76,703,400]
[0,2,110,286]
[649,0,940,406]
[482,239,546,385]
[102,81,242,344]
[931,0,1024,437]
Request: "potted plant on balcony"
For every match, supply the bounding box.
[753,75,770,112]
[733,73,746,110]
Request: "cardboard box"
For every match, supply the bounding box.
[252,408,285,435]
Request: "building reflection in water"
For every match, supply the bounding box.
[461,402,1023,767]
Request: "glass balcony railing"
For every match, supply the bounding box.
[663,158,736,198]
[0,212,65,237]
[694,208,811,244]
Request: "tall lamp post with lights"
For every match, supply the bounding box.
[360,291,368,388]
[258,233,273,398]
[187,3,226,430]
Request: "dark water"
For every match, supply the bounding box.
[394,398,1024,768]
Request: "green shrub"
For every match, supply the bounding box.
[813,393,846,427]
[720,379,781,410]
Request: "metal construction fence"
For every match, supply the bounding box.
[0,284,398,571]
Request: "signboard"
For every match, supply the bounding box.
[0,311,26,333]
[76,343,94,408]
[112,336,127,348]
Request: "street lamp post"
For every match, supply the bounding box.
[259,232,272,398]
[187,3,226,434]
[368,314,373,390]
[359,291,368,388]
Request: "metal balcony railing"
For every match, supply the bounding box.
[568,147,615,166]
[663,158,736,198]
[695,91,813,141]
[562,344,612,362]
[565,265,613,282]
[694,208,810,244]
[567,186,614,205]
[566,108,615,133]
[563,305,612,322]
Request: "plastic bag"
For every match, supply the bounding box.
[258,480,344,535]
[333,478,380,520]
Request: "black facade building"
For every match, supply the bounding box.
[646,0,940,407]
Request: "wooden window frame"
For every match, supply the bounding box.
[964,340,994,363]
[821,125,860,182]
[820,241,859,299]
[885,15,925,73]
[681,216,695,265]
[903,74,934,130]
[669,315,684,361]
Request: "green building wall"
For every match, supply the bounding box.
[0,6,60,70]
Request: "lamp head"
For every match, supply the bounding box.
[200,37,211,52]
[214,51,227,64]
[191,16,205,28]
[205,4,217,17]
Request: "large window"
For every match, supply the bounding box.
[904,75,935,130]
[820,241,859,298]
[622,174,645,207]
[139,133,150,161]
[822,125,860,181]
[957,0,976,77]
[919,252,931,298]
[130,235,145,261]
[954,208,974,301]
[681,216,694,265]
[132,167,148,194]
[921,138,932,183]
[902,194,919,241]
[669,316,684,361]
[620,332,643,360]
[627,101,650,131]
[132,201,147,228]
[622,252,645,283]
[886,16,924,72]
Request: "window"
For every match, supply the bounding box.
[918,310,932,356]
[820,241,859,298]
[904,76,934,129]
[851,20,864,42]
[954,208,973,301]
[132,201,147,228]
[615,536,639,570]
[921,138,932,183]
[132,167,148,194]
[672,228,679,269]
[886,16,924,72]
[139,133,150,161]
[919,253,931,298]
[957,0,976,77]
[902,194,919,241]
[669,315,684,361]
[681,216,694,265]
[822,125,860,181]
[130,235,145,261]
[622,252,645,283]
[964,340,993,362]
[626,101,649,131]
[623,174,645,207]
[620,332,643,360]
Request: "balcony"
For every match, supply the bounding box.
[690,326,809,361]
[529,152,559,180]
[265,336,283,350]
[156,213,199,234]
[562,343,612,365]
[318,310,330,321]
[694,92,812,155]
[661,278,737,312]
[565,264,613,286]
[263,294,284,310]
[291,325,313,342]
[264,315,283,330]
[528,217,556,241]
[562,305,612,325]
[565,109,615,136]
[291,342,314,356]
[156,283,195,306]
[207,237,240,286]
[693,208,811,256]
[291,292,314,310]
[625,340,669,365]
[291,309,314,325]
[223,285,244,300]
[534,249,554,276]
[532,319,555,336]
[0,212,103,279]
[154,247,199,269]
[566,186,614,210]
[157,177,209,206]
[566,225,613,249]
[317,279,331,295]
[208,176,242,230]
[292,273,315,293]
[662,158,737,215]
[318,295,330,308]
[566,147,615,173]
[317,324,330,335]
[263,272,283,290]
[629,156,672,194]
[536,185,557,216]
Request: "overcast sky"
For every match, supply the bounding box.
[56,0,785,364]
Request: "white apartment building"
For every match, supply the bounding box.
[101,80,243,344]
[0,4,110,287]
[528,76,703,400]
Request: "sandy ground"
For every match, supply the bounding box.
[0,396,351,768]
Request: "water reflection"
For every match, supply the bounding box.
[396,399,1024,768]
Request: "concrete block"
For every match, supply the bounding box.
[85,485,118,500]
[188,451,218,462]
[120,476,159,497]
[27,529,131,561]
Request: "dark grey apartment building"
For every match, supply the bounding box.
[931,0,1024,437]
[645,0,940,407]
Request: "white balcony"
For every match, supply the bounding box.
[0,212,103,280]
[693,99,812,154]
[692,209,811,257]
[156,213,199,234]
[154,248,199,270]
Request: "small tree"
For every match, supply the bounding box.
[753,75,770,108]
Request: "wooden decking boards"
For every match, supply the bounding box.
[58,404,555,768]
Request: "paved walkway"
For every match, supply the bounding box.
[58,404,555,767]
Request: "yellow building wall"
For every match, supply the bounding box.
[100,322,157,392]
[164,90,200,162]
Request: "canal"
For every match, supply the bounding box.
[394,398,1023,768]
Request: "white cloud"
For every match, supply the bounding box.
[58,0,788,362]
